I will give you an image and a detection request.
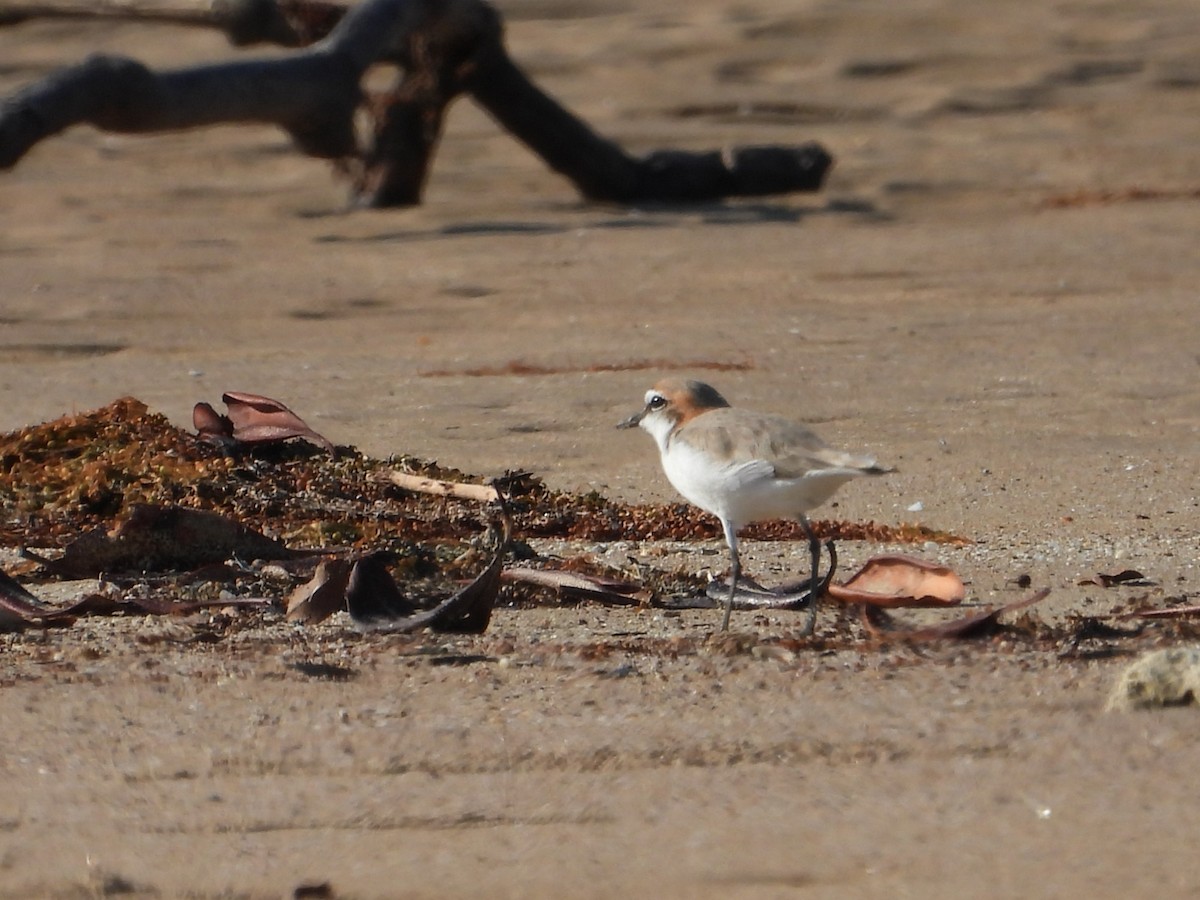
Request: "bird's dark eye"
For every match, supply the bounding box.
[647,394,667,410]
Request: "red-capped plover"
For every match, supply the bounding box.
[619,378,891,632]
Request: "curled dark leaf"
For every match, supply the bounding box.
[349,494,511,634]
[1,569,271,628]
[0,567,55,630]
[862,588,1051,642]
[344,552,420,620]
[285,557,352,624]
[1079,569,1152,588]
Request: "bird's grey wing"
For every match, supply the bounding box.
[674,410,882,479]
[705,412,876,477]
[771,426,883,479]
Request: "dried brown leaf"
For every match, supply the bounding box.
[1079,569,1152,588]
[827,554,966,608]
[343,552,420,620]
[862,588,1051,641]
[349,496,511,634]
[0,567,54,630]
[2,569,271,628]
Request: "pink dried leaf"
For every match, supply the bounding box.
[219,391,335,452]
[827,554,966,608]
[192,401,234,443]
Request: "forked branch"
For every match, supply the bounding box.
[0,0,833,207]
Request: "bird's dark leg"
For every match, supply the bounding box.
[799,515,822,636]
[721,523,740,632]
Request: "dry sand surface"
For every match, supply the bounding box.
[2,0,1200,896]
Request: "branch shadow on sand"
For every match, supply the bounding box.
[309,197,889,244]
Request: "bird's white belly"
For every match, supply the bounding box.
[661,443,850,526]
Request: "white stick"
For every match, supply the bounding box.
[384,470,499,504]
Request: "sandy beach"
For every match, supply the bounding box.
[2,0,1200,896]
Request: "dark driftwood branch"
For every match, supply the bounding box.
[0,0,833,207]
[0,0,430,164]
[464,45,831,203]
[0,0,348,46]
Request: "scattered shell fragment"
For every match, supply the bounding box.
[1106,647,1200,712]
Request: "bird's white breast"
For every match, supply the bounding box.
[660,431,868,527]
[660,438,773,522]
